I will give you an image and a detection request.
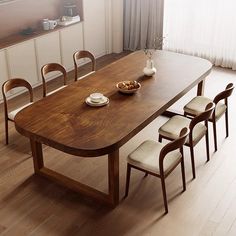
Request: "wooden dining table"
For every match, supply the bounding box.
[15,50,212,207]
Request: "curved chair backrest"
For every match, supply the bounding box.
[159,127,189,173]
[41,63,67,97]
[2,78,33,117]
[189,102,215,130]
[213,83,234,104]
[73,50,96,81]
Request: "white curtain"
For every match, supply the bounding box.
[124,0,164,51]
[163,0,236,70]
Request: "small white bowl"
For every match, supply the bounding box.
[89,93,104,103]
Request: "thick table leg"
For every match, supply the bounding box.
[197,79,205,96]
[108,150,120,206]
[30,139,44,173]
[29,139,120,207]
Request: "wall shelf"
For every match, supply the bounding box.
[0,21,83,50]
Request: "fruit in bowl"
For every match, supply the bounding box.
[116,80,141,94]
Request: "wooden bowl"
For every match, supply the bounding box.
[116,80,141,94]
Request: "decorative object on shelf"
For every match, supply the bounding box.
[86,93,109,107]
[42,19,50,31]
[42,19,57,30]
[63,1,78,17]
[58,15,81,26]
[49,20,57,30]
[143,36,165,77]
[20,27,35,36]
[61,16,67,22]
[116,80,141,94]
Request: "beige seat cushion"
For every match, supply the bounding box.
[184,96,227,121]
[8,102,33,120]
[127,140,182,175]
[158,115,206,145]
[47,85,67,96]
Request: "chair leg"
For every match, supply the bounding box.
[5,119,9,145]
[125,164,131,198]
[161,176,168,214]
[225,110,229,138]
[212,120,218,152]
[144,172,148,177]
[158,135,162,143]
[190,146,196,179]
[180,148,186,191]
[205,123,210,162]
[181,159,186,191]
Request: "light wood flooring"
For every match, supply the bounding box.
[0,52,236,236]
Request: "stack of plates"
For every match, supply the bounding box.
[86,93,109,107]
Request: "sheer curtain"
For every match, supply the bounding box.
[124,0,164,51]
[163,0,236,70]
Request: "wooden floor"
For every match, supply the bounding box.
[0,52,236,236]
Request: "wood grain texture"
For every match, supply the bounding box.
[0,53,236,235]
[15,50,212,157]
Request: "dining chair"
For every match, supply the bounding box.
[184,83,234,152]
[73,50,96,81]
[125,127,189,214]
[41,63,67,97]
[2,78,33,145]
[158,102,215,179]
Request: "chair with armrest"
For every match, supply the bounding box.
[41,63,67,97]
[125,127,189,214]
[73,50,96,81]
[2,78,33,144]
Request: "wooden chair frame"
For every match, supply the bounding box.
[125,127,189,214]
[2,78,33,145]
[160,102,215,179]
[41,63,67,97]
[73,50,96,81]
[185,83,234,152]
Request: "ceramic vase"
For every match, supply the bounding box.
[143,59,157,76]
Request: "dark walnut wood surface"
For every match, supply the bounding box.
[15,50,212,157]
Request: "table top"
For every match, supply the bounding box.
[15,50,212,157]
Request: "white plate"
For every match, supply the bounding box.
[86,96,109,107]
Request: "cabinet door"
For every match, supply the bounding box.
[35,31,61,80]
[7,40,38,92]
[0,50,9,100]
[60,23,84,70]
[83,0,107,57]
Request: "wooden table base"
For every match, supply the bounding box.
[29,80,206,206]
[197,79,205,96]
[30,139,120,207]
